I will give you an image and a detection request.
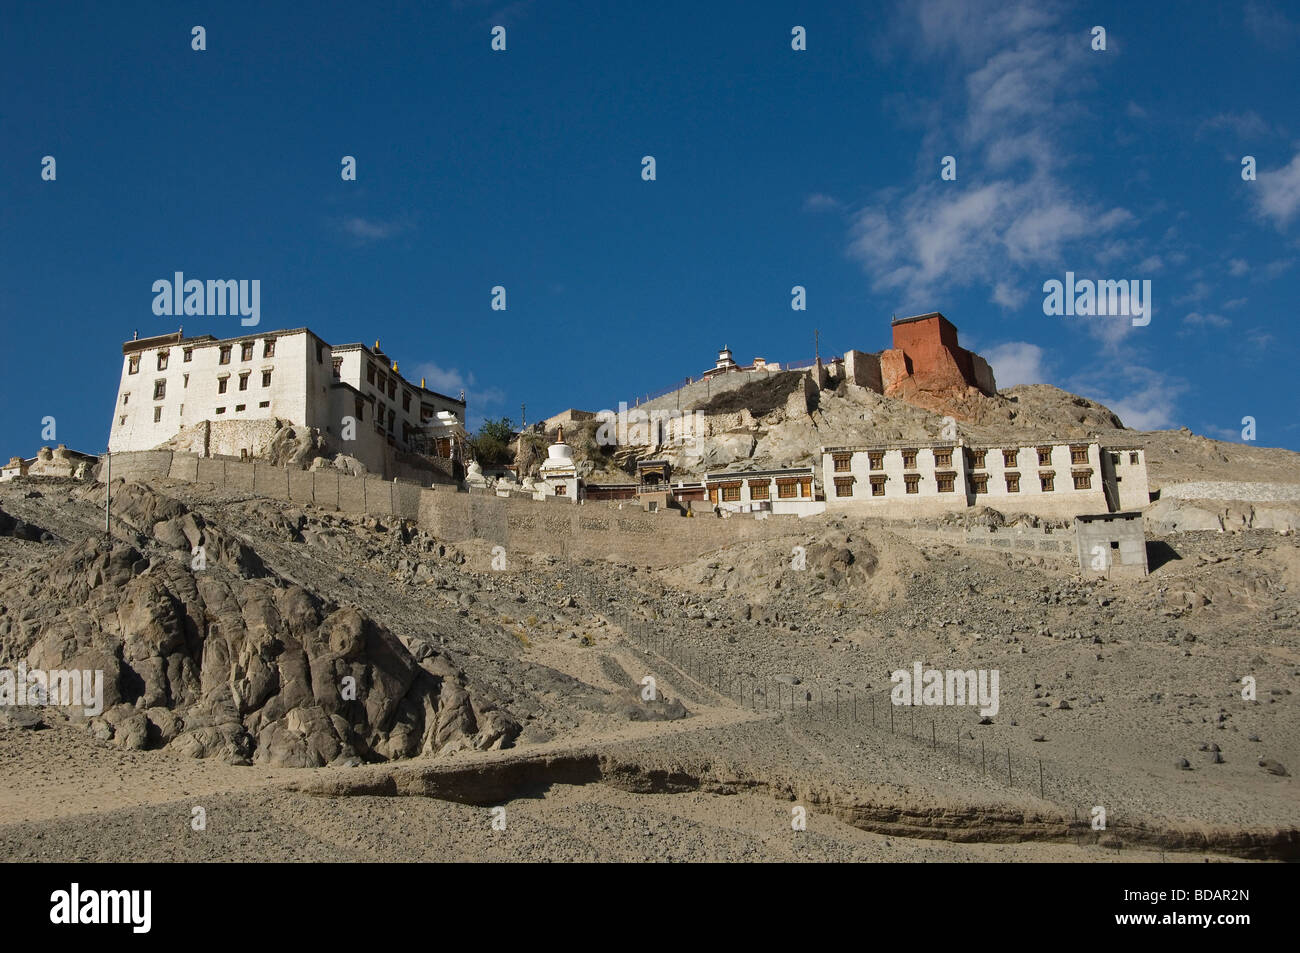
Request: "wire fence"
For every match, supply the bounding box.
[575,575,1124,834]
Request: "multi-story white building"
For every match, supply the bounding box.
[821,438,1149,520]
[108,327,466,480]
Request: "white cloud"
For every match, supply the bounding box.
[1223,297,1248,310]
[1254,153,1300,230]
[992,281,1026,309]
[1227,258,1249,276]
[339,216,409,243]
[847,2,1132,306]
[1137,255,1164,272]
[1071,366,1188,431]
[984,340,1047,387]
[803,193,843,212]
[1183,311,1230,328]
[413,361,504,409]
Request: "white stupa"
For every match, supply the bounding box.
[538,425,582,500]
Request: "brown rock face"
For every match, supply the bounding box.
[6,483,518,767]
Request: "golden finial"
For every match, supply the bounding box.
[556,424,565,444]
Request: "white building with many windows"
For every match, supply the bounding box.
[821,438,1149,520]
[108,327,467,480]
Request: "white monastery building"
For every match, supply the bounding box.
[108,327,466,481]
[821,439,1149,520]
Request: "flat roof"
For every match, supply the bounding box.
[705,466,814,481]
[890,311,955,329]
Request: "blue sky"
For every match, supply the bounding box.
[3,0,1298,454]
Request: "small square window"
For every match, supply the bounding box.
[183,348,193,363]
[902,449,918,469]
[216,407,226,415]
[157,350,169,371]
[834,477,854,498]
[869,475,886,497]
[1040,473,1055,492]
[1003,448,1018,467]
[258,400,269,408]
[1129,452,1139,465]
[128,355,140,374]
[153,407,162,422]
[263,339,275,358]
[868,452,884,470]
[934,449,952,468]
[1005,472,1020,493]
[241,342,254,362]
[153,380,166,400]
[904,474,920,494]
[1037,447,1052,466]
[235,404,246,412]
[219,346,231,365]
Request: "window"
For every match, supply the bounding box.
[377,373,387,392]
[218,377,228,394]
[1110,452,1120,466]
[263,339,275,358]
[183,348,193,363]
[1036,446,1052,466]
[119,415,127,425]
[183,373,189,388]
[367,364,376,385]
[834,477,855,498]
[153,407,162,423]
[934,448,953,468]
[262,370,272,387]
[904,473,920,494]
[238,373,249,391]
[1073,470,1093,490]
[332,358,342,379]
[1003,448,1018,467]
[387,409,395,432]
[128,355,140,374]
[868,451,884,470]
[1129,452,1139,465]
[970,449,986,468]
[721,484,741,502]
[1070,445,1089,466]
[216,407,226,415]
[1005,472,1020,493]
[157,350,169,371]
[388,379,396,399]
[153,380,166,400]
[235,404,246,412]
[801,479,813,497]
[258,401,269,408]
[777,481,797,499]
[316,343,324,364]
[219,346,231,365]
[936,471,956,493]
[241,342,254,362]
[902,449,918,469]
[832,453,852,473]
[402,391,411,412]
[1040,471,1055,492]
[354,399,364,422]
[869,475,886,497]
[971,473,989,494]
[122,393,129,405]
[749,481,770,500]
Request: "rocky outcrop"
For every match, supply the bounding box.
[3,484,518,766]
